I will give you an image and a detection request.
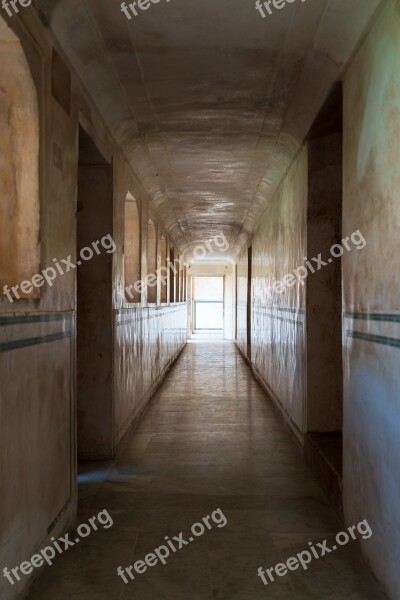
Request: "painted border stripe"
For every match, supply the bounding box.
[273,307,306,314]
[0,313,74,327]
[344,312,400,323]
[264,313,302,325]
[0,331,70,353]
[253,309,302,325]
[116,315,178,326]
[347,330,400,349]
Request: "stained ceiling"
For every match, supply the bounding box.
[36,0,383,259]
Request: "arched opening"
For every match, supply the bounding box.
[160,236,168,303]
[175,255,180,303]
[179,259,184,302]
[147,219,157,304]
[124,193,141,303]
[183,266,187,301]
[0,18,40,302]
[169,247,175,303]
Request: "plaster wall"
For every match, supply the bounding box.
[111,155,188,450]
[0,11,186,600]
[236,250,249,356]
[235,4,400,598]
[342,2,400,598]
[237,148,307,438]
[0,20,40,296]
[114,304,187,445]
[0,15,79,600]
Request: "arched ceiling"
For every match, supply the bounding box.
[35,0,383,259]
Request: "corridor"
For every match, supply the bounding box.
[29,341,386,600]
[1,0,400,599]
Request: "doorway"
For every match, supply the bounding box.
[76,125,114,461]
[305,83,343,507]
[246,246,252,360]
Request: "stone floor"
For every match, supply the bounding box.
[28,340,387,599]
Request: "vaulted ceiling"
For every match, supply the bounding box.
[36,0,382,258]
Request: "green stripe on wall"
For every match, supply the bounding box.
[344,312,400,323]
[273,307,306,314]
[347,330,400,349]
[0,313,74,327]
[264,313,302,325]
[0,331,71,353]
[253,308,303,325]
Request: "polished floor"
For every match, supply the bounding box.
[29,341,387,599]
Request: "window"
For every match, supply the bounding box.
[193,277,224,330]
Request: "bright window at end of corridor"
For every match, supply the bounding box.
[193,276,224,331]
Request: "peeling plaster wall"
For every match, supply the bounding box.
[0,11,186,600]
[342,2,400,598]
[0,21,40,295]
[237,148,307,438]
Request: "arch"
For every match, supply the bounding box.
[169,246,175,303]
[179,260,184,302]
[183,266,187,301]
[0,18,40,301]
[175,255,180,303]
[124,192,141,303]
[160,236,168,303]
[147,219,157,304]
